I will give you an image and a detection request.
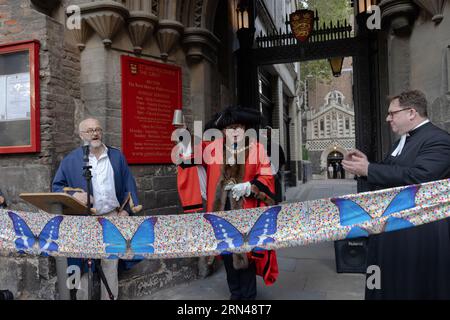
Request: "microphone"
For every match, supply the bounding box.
[82,141,90,163]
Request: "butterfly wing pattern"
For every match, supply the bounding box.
[37,215,64,256]
[204,206,282,252]
[330,198,371,226]
[130,217,158,260]
[247,206,282,247]
[8,211,63,256]
[203,214,244,251]
[332,185,420,239]
[8,211,37,253]
[383,217,415,232]
[98,217,158,259]
[98,218,127,259]
[381,185,419,217]
[346,226,370,239]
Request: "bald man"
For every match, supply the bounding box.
[52,118,141,300]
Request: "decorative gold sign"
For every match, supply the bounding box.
[290,9,315,42]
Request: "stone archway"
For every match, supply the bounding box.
[320,145,348,178]
[179,0,235,126]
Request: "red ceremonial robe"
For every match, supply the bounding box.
[204,139,279,285]
[176,142,205,213]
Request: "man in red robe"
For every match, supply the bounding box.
[204,106,278,300]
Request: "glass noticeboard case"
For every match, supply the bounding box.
[0,40,40,154]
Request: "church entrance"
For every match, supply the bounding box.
[327,151,344,179]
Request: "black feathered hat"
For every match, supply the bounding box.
[213,105,262,130]
[204,111,221,131]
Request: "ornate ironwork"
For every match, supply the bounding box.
[253,11,359,65]
[256,15,353,49]
[254,37,365,65]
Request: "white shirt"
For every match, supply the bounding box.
[197,166,207,200]
[391,119,430,157]
[90,145,120,215]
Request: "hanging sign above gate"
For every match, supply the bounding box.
[290,9,315,42]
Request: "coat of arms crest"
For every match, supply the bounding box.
[290,9,315,42]
[130,63,138,75]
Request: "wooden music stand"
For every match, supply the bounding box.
[19,192,96,300]
[19,192,95,215]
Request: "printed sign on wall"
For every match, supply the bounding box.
[121,56,182,164]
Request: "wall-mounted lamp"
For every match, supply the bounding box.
[236,0,255,49]
[236,0,250,30]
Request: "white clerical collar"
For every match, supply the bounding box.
[391,135,407,157]
[391,119,429,157]
[411,119,430,132]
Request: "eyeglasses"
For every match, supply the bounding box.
[81,128,103,135]
[386,108,412,118]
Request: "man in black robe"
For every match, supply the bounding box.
[342,89,450,299]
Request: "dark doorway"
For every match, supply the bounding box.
[327,151,344,179]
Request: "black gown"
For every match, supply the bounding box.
[364,122,450,300]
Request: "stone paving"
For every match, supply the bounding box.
[137,179,366,300]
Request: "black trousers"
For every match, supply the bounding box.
[365,218,450,300]
[223,254,257,300]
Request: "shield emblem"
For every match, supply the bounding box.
[130,63,138,75]
[290,9,315,42]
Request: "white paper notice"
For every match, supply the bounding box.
[6,73,30,120]
[0,75,6,121]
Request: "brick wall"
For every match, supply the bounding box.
[0,0,198,299]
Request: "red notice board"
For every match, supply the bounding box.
[121,56,182,164]
[0,40,40,154]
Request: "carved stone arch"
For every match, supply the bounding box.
[320,144,348,171]
[179,0,193,26]
[324,90,346,106]
[203,0,220,31]
[179,0,220,30]
[181,0,221,64]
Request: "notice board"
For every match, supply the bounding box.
[121,56,182,164]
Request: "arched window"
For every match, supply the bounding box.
[326,90,345,106]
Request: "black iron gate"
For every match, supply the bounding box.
[237,5,382,192]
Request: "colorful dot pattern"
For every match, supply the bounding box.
[0,179,448,259]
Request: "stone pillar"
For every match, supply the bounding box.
[80,1,129,48]
[156,19,184,60]
[289,96,301,184]
[272,76,285,153]
[380,0,419,93]
[127,11,158,54]
[183,27,220,125]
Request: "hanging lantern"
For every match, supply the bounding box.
[328,57,344,77]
